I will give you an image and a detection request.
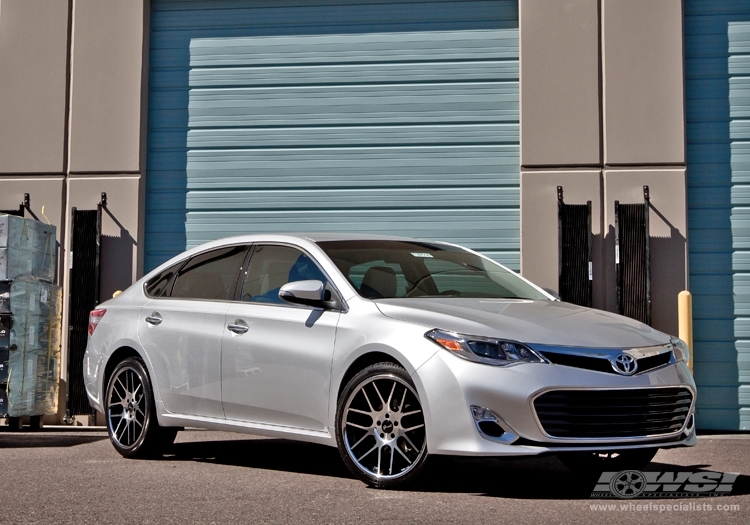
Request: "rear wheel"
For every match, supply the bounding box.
[105,357,177,458]
[335,362,428,489]
[557,448,659,474]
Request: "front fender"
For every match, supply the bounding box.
[328,301,439,430]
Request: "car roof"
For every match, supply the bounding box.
[204,232,441,244]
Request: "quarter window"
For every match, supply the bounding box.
[170,245,248,301]
[145,261,183,298]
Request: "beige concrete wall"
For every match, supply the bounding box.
[68,0,147,173]
[0,0,69,174]
[520,0,601,167]
[521,170,605,308]
[603,169,688,336]
[601,0,685,165]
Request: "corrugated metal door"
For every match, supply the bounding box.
[145,0,520,272]
[685,0,750,430]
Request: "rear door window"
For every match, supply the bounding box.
[170,245,248,301]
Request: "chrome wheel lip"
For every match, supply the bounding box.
[342,373,426,481]
[106,365,148,450]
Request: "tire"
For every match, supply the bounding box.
[557,448,659,474]
[104,357,178,458]
[335,362,428,489]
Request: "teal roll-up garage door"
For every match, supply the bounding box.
[685,0,750,429]
[145,0,520,272]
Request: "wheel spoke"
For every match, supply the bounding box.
[395,445,413,465]
[357,444,378,462]
[401,409,421,417]
[402,423,425,432]
[112,415,125,436]
[117,419,129,444]
[401,433,419,452]
[373,382,386,408]
[348,430,372,450]
[347,408,373,417]
[386,382,396,409]
[389,445,395,475]
[346,421,371,431]
[398,387,407,412]
[115,377,127,399]
[361,388,375,413]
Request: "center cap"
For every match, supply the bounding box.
[381,420,394,433]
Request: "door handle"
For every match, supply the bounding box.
[227,319,249,334]
[145,312,163,325]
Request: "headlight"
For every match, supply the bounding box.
[425,329,545,366]
[671,337,691,364]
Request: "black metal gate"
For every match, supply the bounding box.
[558,187,592,307]
[615,186,651,325]
[66,204,102,418]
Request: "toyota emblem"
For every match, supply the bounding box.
[612,353,638,375]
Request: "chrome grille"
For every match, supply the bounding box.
[533,387,693,439]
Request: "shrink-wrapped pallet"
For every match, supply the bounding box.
[5,280,62,417]
[0,215,57,283]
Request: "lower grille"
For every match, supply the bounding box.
[533,387,693,439]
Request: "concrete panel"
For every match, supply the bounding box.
[520,0,600,167]
[68,0,146,173]
[603,169,688,336]
[0,0,69,173]
[602,0,685,165]
[520,170,604,308]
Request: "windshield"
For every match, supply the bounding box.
[318,240,549,300]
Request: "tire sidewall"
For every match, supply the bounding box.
[335,362,429,488]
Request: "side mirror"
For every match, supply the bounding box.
[279,280,326,307]
[542,287,560,301]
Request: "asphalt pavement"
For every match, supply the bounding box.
[0,428,748,524]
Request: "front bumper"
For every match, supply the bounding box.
[412,349,697,457]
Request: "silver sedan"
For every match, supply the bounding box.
[84,234,696,488]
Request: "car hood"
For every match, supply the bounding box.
[374,298,671,349]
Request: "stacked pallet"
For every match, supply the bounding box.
[0,215,60,427]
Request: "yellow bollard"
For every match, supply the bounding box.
[678,291,693,373]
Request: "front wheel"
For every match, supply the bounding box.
[105,357,177,458]
[557,448,659,474]
[335,363,428,488]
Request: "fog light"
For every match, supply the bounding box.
[470,406,519,444]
